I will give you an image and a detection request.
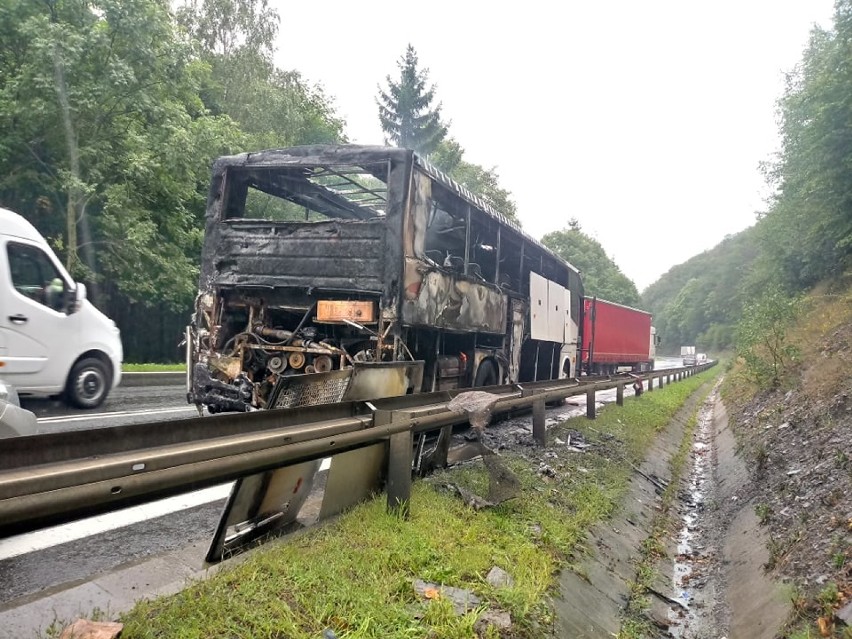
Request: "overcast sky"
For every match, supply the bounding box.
[272,1,834,290]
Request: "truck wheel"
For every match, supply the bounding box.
[474,361,498,387]
[67,357,110,409]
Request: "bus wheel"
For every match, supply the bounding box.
[474,361,498,387]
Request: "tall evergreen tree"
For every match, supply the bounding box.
[377,45,448,155]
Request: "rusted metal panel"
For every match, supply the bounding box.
[401,267,506,333]
[318,443,385,520]
[316,300,376,324]
[267,362,423,409]
[342,361,424,401]
[205,460,321,563]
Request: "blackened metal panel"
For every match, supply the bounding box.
[400,268,507,333]
[213,219,386,292]
[381,152,412,315]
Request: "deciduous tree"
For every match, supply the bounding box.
[542,223,640,307]
[431,138,518,222]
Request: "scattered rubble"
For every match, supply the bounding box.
[485,566,514,588]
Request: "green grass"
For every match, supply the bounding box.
[122,363,186,372]
[118,367,720,639]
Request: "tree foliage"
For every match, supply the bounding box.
[430,138,518,222]
[541,221,640,307]
[735,286,801,388]
[176,0,344,149]
[377,45,448,155]
[760,2,852,289]
[0,0,343,361]
[0,0,240,307]
[641,229,761,353]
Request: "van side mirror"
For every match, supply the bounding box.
[67,282,87,314]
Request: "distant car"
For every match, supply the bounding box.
[0,379,37,438]
[697,353,708,364]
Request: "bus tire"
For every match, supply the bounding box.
[474,360,498,387]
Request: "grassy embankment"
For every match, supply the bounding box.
[122,363,185,372]
[117,368,720,639]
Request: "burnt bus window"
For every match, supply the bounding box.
[498,237,521,291]
[424,205,466,267]
[469,214,499,283]
[424,185,500,283]
[222,165,389,222]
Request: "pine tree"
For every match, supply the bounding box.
[377,45,448,155]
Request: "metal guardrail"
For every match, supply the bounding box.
[0,362,716,537]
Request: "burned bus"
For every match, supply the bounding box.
[187,145,583,413]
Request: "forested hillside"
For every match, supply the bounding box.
[642,228,761,353]
[642,1,852,355]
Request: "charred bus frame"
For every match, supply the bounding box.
[187,145,583,414]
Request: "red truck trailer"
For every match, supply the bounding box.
[581,298,655,374]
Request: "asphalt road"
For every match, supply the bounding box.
[21,383,197,433]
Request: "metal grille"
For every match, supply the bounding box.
[271,372,351,409]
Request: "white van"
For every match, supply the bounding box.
[0,208,122,408]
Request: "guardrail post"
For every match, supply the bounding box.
[647,375,654,392]
[586,388,596,419]
[616,382,624,406]
[378,409,411,518]
[532,397,546,445]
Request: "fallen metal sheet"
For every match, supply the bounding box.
[209,361,423,563]
[318,443,386,520]
[206,460,321,564]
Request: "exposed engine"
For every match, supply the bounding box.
[188,293,403,412]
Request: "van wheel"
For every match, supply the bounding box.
[67,358,110,409]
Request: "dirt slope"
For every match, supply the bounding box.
[721,283,852,635]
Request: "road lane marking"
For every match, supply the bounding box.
[38,406,197,424]
[0,483,233,561]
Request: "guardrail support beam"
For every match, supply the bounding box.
[586,389,596,419]
[616,383,624,406]
[648,376,654,391]
[532,398,546,445]
[386,428,412,519]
